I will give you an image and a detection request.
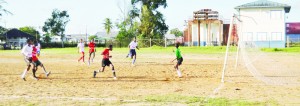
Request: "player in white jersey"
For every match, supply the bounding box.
[128,37,139,66]
[20,39,33,81]
[77,39,85,63]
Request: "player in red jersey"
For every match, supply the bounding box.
[93,45,117,80]
[31,45,51,80]
[88,39,96,65]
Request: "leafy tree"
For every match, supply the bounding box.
[0,26,8,40]
[43,9,70,48]
[43,33,51,43]
[116,19,139,41]
[88,35,97,41]
[103,18,113,36]
[19,26,40,40]
[170,28,183,37]
[0,0,11,41]
[131,0,168,39]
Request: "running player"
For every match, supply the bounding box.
[77,39,85,63]
[171,43,183,78]
[128,38,139,66]
[21,39,33,81]
[31,44,51,80]
[93,45,117,80]
[88,39,96,65]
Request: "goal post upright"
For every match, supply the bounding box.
[221,14,235,83]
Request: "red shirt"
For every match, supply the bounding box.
[102,48,110,59]
[32,46,38,61]
[88,42,95,50]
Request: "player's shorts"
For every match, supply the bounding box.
[33,60,42,67]
[89,49,95,53]
[37,50,40,54]
[177,57,183,65]
[102,59,112,67]
[24,57,33,66]
[130,49,136,56]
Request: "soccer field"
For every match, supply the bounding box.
[0,47,299,105]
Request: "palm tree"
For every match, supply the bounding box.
[103,18,113,36]
[0,0,12,16]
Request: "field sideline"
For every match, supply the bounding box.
[0,47,299,105]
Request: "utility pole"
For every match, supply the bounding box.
[86,25,88,43]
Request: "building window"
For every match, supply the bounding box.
[271,32,282,41]
[257,32,268,41]
[270,10,282,20]
[243,32,253,41]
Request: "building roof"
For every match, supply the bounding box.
[95,31,118,39]
[235,0,291,13]
[67,34,88,39]
[4,29,34,38]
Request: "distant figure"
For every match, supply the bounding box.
[171,43,183,78]
[21,39,33,81]
[77,39,85,63]
[93,45,117,80]
[88,39,96,65]
[35,40,41,57]
[128,37,139,66]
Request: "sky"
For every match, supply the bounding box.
[0,0,299,35]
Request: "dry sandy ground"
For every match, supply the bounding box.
[0,50,299,105]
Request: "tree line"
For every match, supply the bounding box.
[0,0,183,48]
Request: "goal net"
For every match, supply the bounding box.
[221,15,299,86]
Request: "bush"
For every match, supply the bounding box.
[41,42,106,48]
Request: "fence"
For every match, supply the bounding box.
[99,38,178,48]
[0,38,180,50]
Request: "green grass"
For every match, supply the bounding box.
[261,47,300,53]
[143,94,279,106]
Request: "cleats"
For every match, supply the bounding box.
[46,71,51,77]
[93,71,97,78]
[32,76,39,80]
[113,77,117,80]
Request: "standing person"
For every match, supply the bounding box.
[77,39,85,63]
[88,39,96,65]
[35,40,41,57]
[128,38,139,66]
[93,45,117,80]
[171,43,183,78]
[31,45,51,80]
[21,39,33,81]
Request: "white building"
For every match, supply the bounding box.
[66,34,88,42]
[50,36,69,43]
[235,0,291,48]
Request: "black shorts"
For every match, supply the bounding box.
[102,59,112,67]
[24,57,32,66]
[33,60,42,67]
[177,57,183,65]
[130,49,136,56]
